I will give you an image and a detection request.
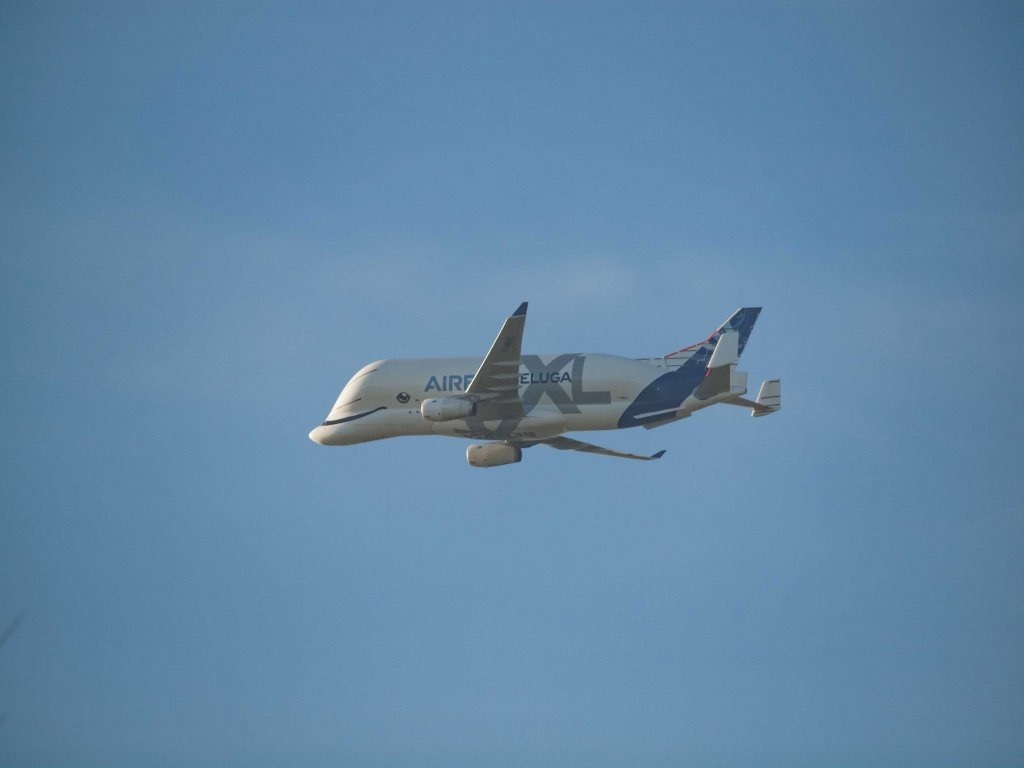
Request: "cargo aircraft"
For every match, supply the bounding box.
[309,303,780,467]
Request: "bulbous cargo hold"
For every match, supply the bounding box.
[420,397,477,422]
[466,443,522,467]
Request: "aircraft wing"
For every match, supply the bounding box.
[465,302,528,419]
[526,436,666,461]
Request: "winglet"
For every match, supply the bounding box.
[751,379,781,417]
[651,450,667,459]
[513,301,528,316]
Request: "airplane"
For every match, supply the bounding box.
[309,303,780,467]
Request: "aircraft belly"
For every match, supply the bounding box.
[562,404,630,432]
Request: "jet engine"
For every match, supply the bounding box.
[420,397,477,422]
[466,443,522,468]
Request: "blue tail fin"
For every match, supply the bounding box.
[666,307,761,363]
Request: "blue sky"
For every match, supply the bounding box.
[2,2,1022,766]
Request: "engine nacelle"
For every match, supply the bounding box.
[420,397,477,422]
[466,443,523,468]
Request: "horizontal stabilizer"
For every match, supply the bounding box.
[722,378,781,417]
[753,378,781,416]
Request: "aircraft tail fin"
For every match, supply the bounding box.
[665,307,761,364]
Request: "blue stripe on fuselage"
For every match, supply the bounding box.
[617,348,710,428]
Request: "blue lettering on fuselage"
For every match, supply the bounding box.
[423,355,610,413]
[425,374,476,392]
[425,370,578,392]
[518,371,572,385]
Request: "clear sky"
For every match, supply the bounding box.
[2,2,1022,766]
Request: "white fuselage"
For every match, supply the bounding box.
[309,352,733,446]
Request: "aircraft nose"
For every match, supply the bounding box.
[309,423,350,446]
